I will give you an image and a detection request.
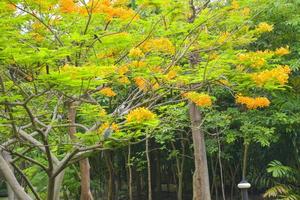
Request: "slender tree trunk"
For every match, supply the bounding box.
[154,150,161,197]
[136,171,141,199]
[218,137,226,200]
[67,102,93,200]
[104,151,115,200]
[128,145,133,200]
[146,136,152,200]
[189,102,211,200]
[242,144,249,180]
[171,139,185,200]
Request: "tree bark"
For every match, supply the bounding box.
[189,102,211,200]
[0,153,32,200]
[53,170,65,200]
[2,152,16,200]
[67,102,93,200]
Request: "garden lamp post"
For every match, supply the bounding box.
[237,180,251,200]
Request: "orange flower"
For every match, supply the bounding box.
[182,92,212,107]
[126,107,156,123]
[251,65,291,86]
[236,95,270,109]
[100,87,117,97]
[134,77,147,91]
[59,0,79,13]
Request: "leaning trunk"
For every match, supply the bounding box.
[189,102,211,200]
[0,153,32,200]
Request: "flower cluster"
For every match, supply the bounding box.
[130,61,147,68]
[100,87,117,97]
[117,65,129,75]
[251,65,291,86]
[126,107,156,123]
[182,92,212,107]
[274,47,290,56]
[129,48,144,58]
[141,38,175,54]
[256,22,273,33]
[231,0,239,9]
[134,77,148,91]
[98,122,119,135]
[59,0,137,20]
[238,51,272,68]
[166,70,177,80]
[236,95,270,109]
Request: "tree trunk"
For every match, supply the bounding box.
[67,102,93,200]
[104,151,115,200]
[189,102,211,200]
[53,170,65,200]
[0,153,32,200]
[2,152,16,200]
[155,150,161,195]
[128,145,133,200]
[146,136,152,200]
[218,137,226,200]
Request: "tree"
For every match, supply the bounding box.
[0,0,293,199]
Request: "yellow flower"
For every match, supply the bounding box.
[231,0,239,9]
[219,79,230,86]
[242,7,251,16]
[134,77,148,91]
[256,22,273,33]
[100,87,117,97]
[236,95,270,109]
[131,61,147,68]
[118,76,130,84]
[166,70,177,80]
[117,65,129,75]
[126,107,156,123]
[218,32,230,43]
[252,57,266,68]
[152,82,160,90]
[99,108,107,117]
[182,92,212,107]
[141,38,175,54]
[98,122,119,135]
[129,48,144,58]
[275,47,290,56]
[150,66,163,73]
[251,65,291,86]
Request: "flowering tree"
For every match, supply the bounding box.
[0,0,292,200]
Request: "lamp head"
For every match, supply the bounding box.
[237,180,251,189]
